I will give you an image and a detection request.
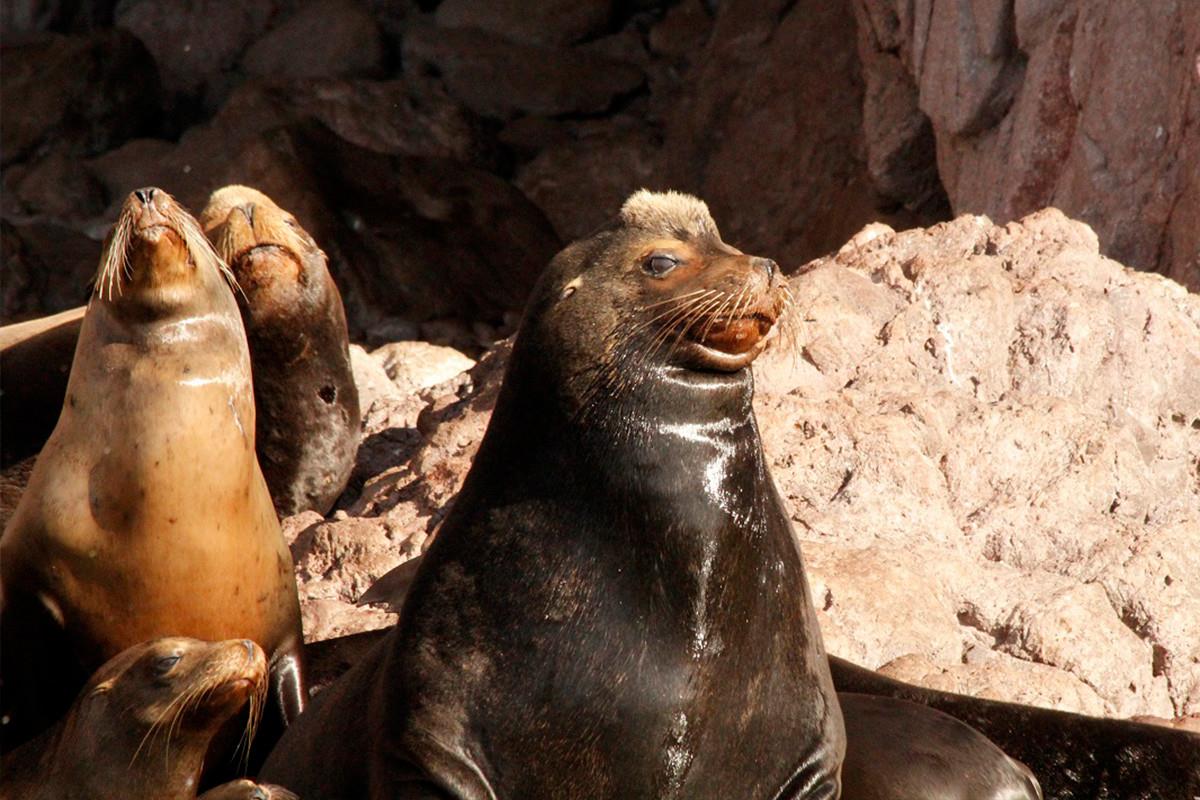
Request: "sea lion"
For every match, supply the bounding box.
[200,185,360,517]
[838,693,1041,800]
[0,306,84,468]
[0,188,306,761]
[830,657,1200,799]
[263,189,844,797]
[0,637,298,800]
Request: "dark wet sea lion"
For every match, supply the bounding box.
[263,189,845,797]
[0,306,83,468]
[838,693,1041,800]
[830,657,1200,799]
[0,188,306,762]
[201,185,360,517]
[0,637,286,800]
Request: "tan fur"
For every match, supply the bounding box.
[619,189,719,241]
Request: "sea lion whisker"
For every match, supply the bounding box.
[131,680,198,767]
[645,293,726,361]
[632,290,720,332]
[694,288,741,344]
[655,293,729,362]
[637,289,711,312]
[647,293,725,348]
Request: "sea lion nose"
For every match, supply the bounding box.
[752,257,777,279]
[133,187,157,206]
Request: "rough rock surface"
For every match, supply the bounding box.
[283,211,1198,721]
[853,0,1200,291]
[402,23,645,120]
[115,0,274,113]
[0,29,161,167]
[241,0,385,80]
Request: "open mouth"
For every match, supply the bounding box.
[693,313,775,355]
[676,311,777,371]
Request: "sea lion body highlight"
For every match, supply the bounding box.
[0,188,305,758]
[201,185,360,517]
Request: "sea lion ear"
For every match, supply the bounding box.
[560,276,584,300]
[619,189,719,241]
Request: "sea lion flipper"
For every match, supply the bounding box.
[268,640,307,728]
[357,556,423,612]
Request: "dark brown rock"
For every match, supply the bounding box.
[1,219,99,321]
[434,0,613,47]
[515,119,662,242]
[659,0,944,271]
[4,149,107,221]
[114,0,275,112]
[241,0,385,80]
[0,29,161,166]
[402,23,644,120]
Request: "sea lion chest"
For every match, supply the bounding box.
[389,412,843,799]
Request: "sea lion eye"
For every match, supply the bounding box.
[155,654,181,675]
[643,254,679,277]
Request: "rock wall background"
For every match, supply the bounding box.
[5,0,1196,335]
[3,0,1199,724]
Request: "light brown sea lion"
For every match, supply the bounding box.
[0,188,305,763]
[262,190,1039,800]
[200,185,360,517]
[0,637,295,800]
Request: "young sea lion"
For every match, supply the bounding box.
[0,637,294,800]
[200,185,360,517]
[0,188,306,760]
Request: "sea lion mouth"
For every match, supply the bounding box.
[690,312,775,355]
[675,304,780,372]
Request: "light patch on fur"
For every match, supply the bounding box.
[560,275,584,300]
[620,190,719,240]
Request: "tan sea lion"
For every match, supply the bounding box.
[262,190,1038,799]
[0,188,305,763]
[200,185,360,517]
[0,637,295,800]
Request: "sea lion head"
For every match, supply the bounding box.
[65,638,268,760]
[200,185,324,319]
[514,189,789,417]
[95,187,233,315]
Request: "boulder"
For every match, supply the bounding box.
[434,0,613,47]
[853,0,1200,290]
[402,23,644,120]
[115,0,275,112]
[0,29,161,167]
[241,0,385,80]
